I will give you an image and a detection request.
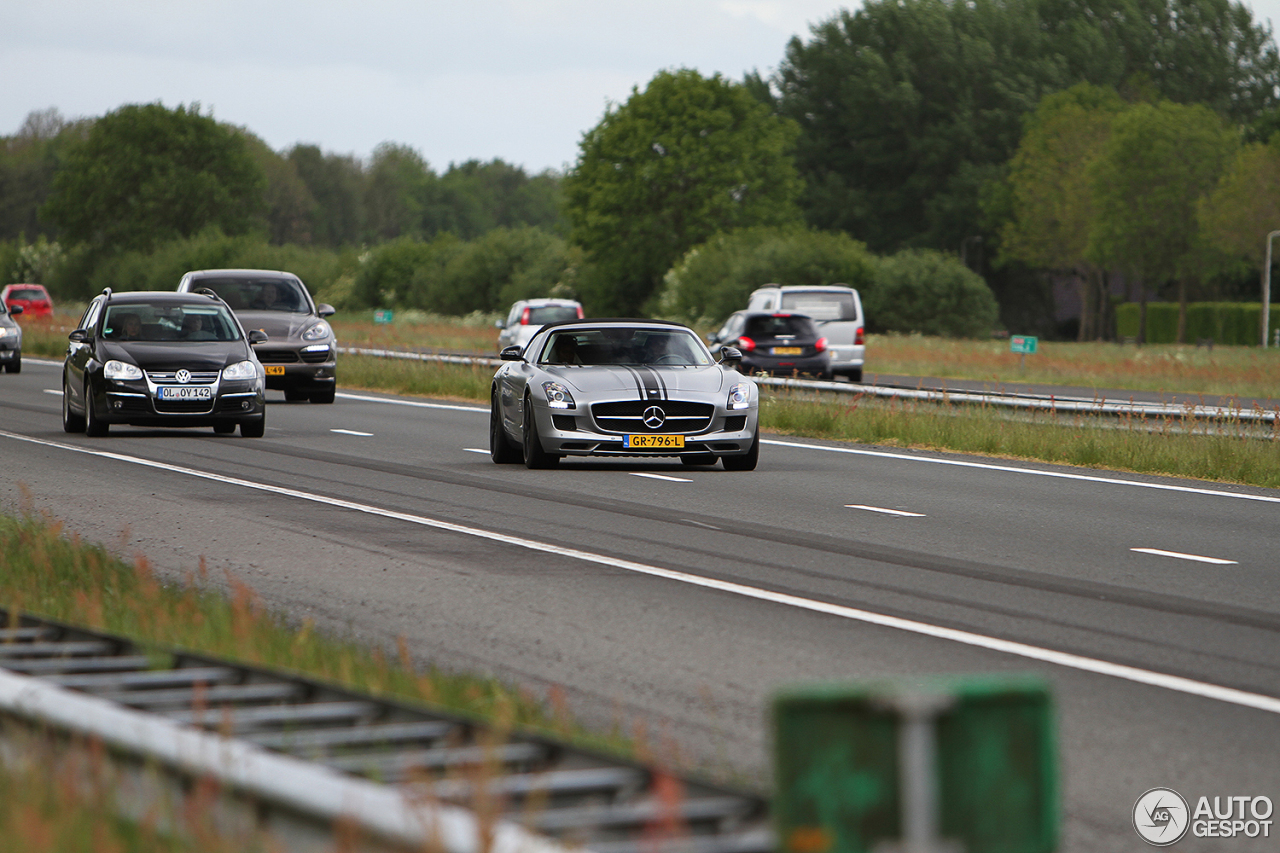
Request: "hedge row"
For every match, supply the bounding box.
[1115,302,1280,345]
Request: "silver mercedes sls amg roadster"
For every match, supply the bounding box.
[490,319,760,470]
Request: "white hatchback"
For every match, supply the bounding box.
[496,298,584,353]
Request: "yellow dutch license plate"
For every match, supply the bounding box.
[264,366,285,376]
[624,434,684,449]
[772,346,803,355]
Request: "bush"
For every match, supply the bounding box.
[656,226,876,324]
[868,249,999,338]
[1115,302,1280,345]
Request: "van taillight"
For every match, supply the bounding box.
[855,326,864,345]
[520,308,530,325]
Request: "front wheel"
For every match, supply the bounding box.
[521,397,558,469]
[62,376,85,433]
[4,357,18,374]
[681,453,717,466]
[84,379,109,437]
[721,431,759,471]
[490,393,521,463]
[213,420,237,434]
[310,387,336,404]
[240,415,266,438]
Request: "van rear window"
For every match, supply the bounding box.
[780,292,855,321]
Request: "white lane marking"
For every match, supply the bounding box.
[3,429,1279,717]
[44,389,62,396]
[683,519,722,531]
[330,429,373,437]
[630,472,692,483]
[336,391,486,413]
[463,448,489,454]
[764,438,1280,505]
[846,504,926,517]
[1132,548,1237,565]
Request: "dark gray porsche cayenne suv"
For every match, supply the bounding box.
[62,289,267,437]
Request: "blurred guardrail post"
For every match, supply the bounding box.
[772,676,1057,853]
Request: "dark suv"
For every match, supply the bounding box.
[177,269,337,403]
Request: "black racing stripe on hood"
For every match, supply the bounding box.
[632,366,666,402]
[622,366,645,400]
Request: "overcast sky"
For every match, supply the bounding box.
[5,0,1280,175]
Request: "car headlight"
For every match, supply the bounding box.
[301,321,331,342]
[0,327,13,339]
[542,381,576,410]
[103,360,143,381]
[727,381,752,410]
[222,360,258,381]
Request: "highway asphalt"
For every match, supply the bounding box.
[2,357,1277,852]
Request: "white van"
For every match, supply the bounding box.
[746,285,865,381]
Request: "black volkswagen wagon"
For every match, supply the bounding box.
[62,289,268,437]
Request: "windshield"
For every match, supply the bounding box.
[538,329,713,366]
[744,315,818,338]
[192,277,310,313]
[7,287,46,301]
[102,304,242,343]
[528,305,580,324]
[778,291,856,321]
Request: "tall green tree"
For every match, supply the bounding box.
[998,84,1126,339]
[288,144,366,247]
[41,103,264,253]
[1088,101,1237,342]
[0,108,88,243]
[363,142,437,242]
[432,159,565,240]
[564,68,802,315]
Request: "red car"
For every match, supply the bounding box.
[1,284,53,318]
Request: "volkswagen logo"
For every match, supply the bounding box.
[175,369,191,384]
[642,406,666,429]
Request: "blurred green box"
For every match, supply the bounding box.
[374,309,395,324]
[773,676,1057,853]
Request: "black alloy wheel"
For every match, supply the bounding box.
[521,395,558,469]
[284,390,308,402]
[721,430,759,471]
[213,421,237,434]
[62,376,85,433]
[490,393,520,464]
[310,388,336,404]
[681,453,717,466]
[83,379,109,437]
[4,356,18,374]
[240,413,266,438]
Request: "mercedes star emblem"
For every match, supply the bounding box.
[642,406,666,429]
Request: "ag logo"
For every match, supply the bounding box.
[1134,788,1190,846]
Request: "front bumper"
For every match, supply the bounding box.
[96,378,266,426]
[255,344,337,391]
[534,405,758,458]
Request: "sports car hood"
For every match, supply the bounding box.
[234,310,315,340]
[99,340,250,371]
[544,364,734,399]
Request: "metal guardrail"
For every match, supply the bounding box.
[338,346,1278,426]
[0,610,772,853]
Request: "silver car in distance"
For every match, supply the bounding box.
[490,320,760,470]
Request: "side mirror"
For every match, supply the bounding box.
[9,304,22,315]
[499,345,524,361]
[719,345,742,364]
[68,329,89,343]
[317,303,336,317]
[495,319,506,329]
[248,330,269,344]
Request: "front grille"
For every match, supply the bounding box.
[591,400,714,434]
[145,371,219,384]
[154,398,216,414]
[256,350,299,364]
[724,415,747,432]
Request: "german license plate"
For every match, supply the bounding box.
[624,434,684,449]
[772,346,803,355]
[158,386,212,401]
[264,366,285,376]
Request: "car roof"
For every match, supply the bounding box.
[536,318,691,333]
[101,290,224,305]
[183,269,301,280]
[518,298,581,307]
[751,284,856,292]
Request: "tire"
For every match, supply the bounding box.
[84,379,109,437]
[5,357,18,374]
[847,367,863,383]
[490,392,521,464]
[310,387,336,404]
[521,396,558,469]
[240,415,266,438]
[213,421,237,434]
[284,390,308,402]
[721,430,759,471]
[681,453,717,466]
[62,376,85,433]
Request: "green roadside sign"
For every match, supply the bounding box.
[773,676,1058,853]
[374,309,394,325]
[1010,335,1038,355]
